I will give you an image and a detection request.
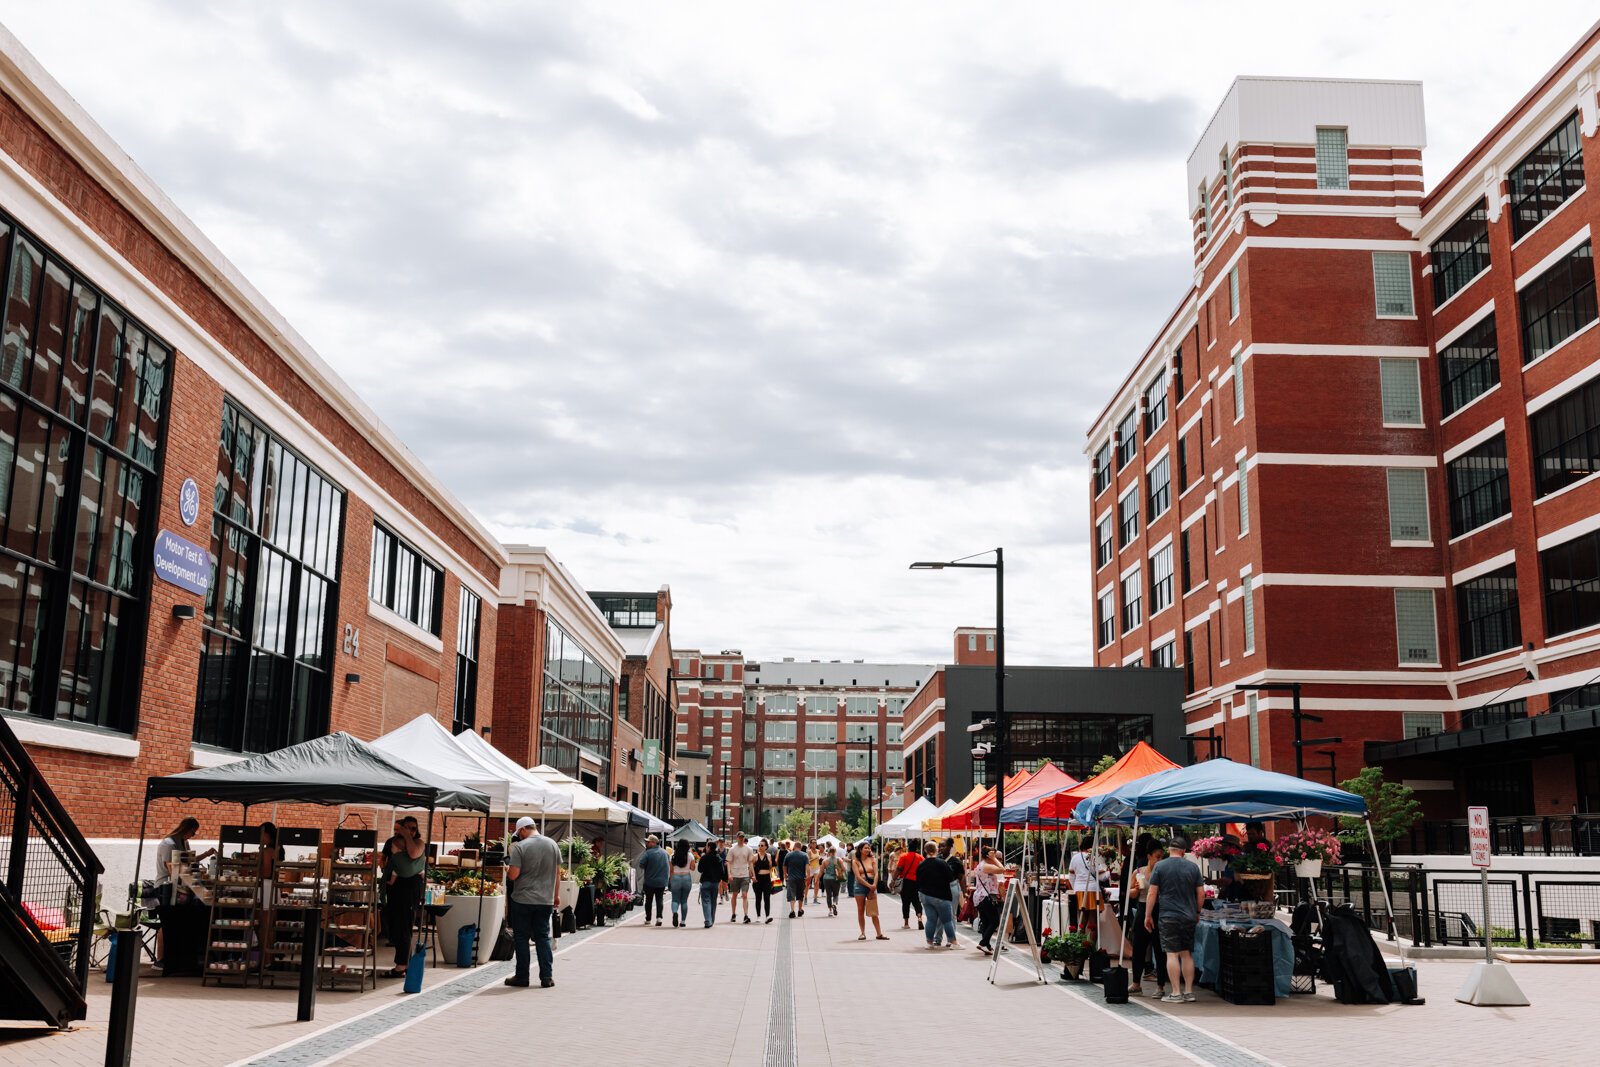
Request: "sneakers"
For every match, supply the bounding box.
[765,916,773,924]
[672,915,679,927]
[704,922,711,928]
[1183,992,1197,1002]
[1160,993,1184,1004]
[1126,983,1142,996]
[798,909,805,917]
[655,920,662,927]
[743,916,752,924]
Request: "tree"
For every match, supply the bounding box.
[779,808,814,842]
[1337,766,1422,856]
[822,791,837,810]
[1090,754,1118,777]
[844,787,865,830]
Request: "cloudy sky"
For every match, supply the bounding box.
[5,2,1598,664]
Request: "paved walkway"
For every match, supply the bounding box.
[2,908,1592,1065]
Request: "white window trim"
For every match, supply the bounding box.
[1513,222,1591,287]
[1520,317,1600,376]
[1435,298,1496,350]
[1443,419,1506,464]
[1440,382,1500,427]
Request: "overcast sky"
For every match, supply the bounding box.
[6,2,1599,664]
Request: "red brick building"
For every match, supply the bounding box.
[1088,30,1600,828]
[0,33,637,889]
[673,649,930,836]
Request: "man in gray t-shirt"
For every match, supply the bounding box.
[1143,836,1207,1003]
[506,817,561,987]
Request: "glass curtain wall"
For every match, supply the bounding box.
[192,400,343,752]
[970,714,1155,783]
[541,618,616,793]
[0,213,170,730]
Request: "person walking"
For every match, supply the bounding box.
[851,844,889,940]
[808,842,823,904]
[726,832,755,924]
[915,842,957,949]
[505,816,561,988]
[893,841,924,930]
[1125,835,1169,997]
[784,843,810,918]
[752,840,775,923]
[668,840,694,928]
[637,835,670,927]
[972,845,1006,955]
[696,840,726,928]
[820,847,844,916]
[1143,835,1206,1004]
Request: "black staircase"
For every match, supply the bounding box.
[0,715,102,1028]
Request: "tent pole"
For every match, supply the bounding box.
[1364,817,1398,942]
[131,796,152,909]
[1118,815,1141,961]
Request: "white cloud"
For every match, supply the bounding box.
[4,0,1597,664]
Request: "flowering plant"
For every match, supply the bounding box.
[1233,839,1278,874]
[1203,884,1218,900]
[1272,829,1342,867]
[1190,836,1241,860]
[600,890,634,907]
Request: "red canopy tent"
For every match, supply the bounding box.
[937,768,1035,832]
[990,762,1082,830]
[1035,741,1182,823]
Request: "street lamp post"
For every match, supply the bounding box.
[844,735,881,837]
[912,548,1004,845]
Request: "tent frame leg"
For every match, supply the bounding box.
[1365,817,1398,942]
[131,797,152,910]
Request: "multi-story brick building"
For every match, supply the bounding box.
[592,587,677,818]
[0,31,644,887]
[1087,27,1600,824]
[673,649,931,835]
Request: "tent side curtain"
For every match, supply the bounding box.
[146,731,491,811]
[1076,758,1367,826]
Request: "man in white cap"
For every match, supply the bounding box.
[637,834,670,926]
[506,816,561,988]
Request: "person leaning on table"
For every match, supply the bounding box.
[505,816,561,988]
[1142,835,1206,1005]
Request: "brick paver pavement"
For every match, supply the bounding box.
[2,910,1591,1066]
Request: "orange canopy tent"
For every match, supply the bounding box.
[937,768,1035,832]
[1035,741,1182,824]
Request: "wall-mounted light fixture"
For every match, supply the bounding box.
[171,604,196,620]
[344,673,361,685]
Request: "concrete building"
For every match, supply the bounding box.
[1085,25,1600,824]
[0,29,647,887]
[592,588,678,818]
[901,629,1187,805]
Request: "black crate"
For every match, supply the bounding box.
[1218,929,1276,1005]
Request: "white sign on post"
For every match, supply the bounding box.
[1467,805,1491,868]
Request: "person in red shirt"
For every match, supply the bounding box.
[894,842,924,930]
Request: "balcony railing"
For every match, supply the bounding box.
[1400,814,1600,857]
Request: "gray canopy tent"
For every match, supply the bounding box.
[667,820,717,844]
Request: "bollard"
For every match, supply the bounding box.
[297,909,321,1022]
[104,929,139,1067]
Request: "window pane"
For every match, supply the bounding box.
[1394,589,1438,664]
[1372,252,1414,316]
[1509,112,1585,240]
[1446,435,1511,536]
[1380,359,1422,425]
[1431,201,1491,305]
[1315,127,1348,189]
[1386,468,1429,541]
[1439,314,1498,417]
[1520,241,1596,363]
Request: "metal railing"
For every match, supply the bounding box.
[1,715,102,998]
[1401,814,1600,857]
[1322,864,1430,945]
[1430,871,1600,950]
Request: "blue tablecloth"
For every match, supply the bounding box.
[1193,917,1294,998]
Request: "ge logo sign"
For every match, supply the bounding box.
[179,478,201,527]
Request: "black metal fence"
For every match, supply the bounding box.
[1314,865,1600,950]
[1401,814,1600,857]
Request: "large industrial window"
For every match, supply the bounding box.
[1508,112,1585,240]
[1393,589,1439,665]
[194,400,343,752]
[1520,241,1596,363]
[369,522,443,634]
[1439,315,1499,417]
[1118,486,1140,548]
[540,619,616,792]
[1542,529,1600,638]
[1445,434,1511,536]
[1121,570,1142,633]
[1431,201,1491,304]
[0,212,171,731]
[1456,565,1520,662]
[1097,588,1115,649]
[1372,253,1415,317]
[1093,441,1111,495]
[1149,544,1173,615]
[1315,127,1349,189]
[1096,513,1114,569]
[1143,368,1167,438]
[1116,409,1138,468]
[453,587,480,734]
[1147,455,1171,520]
[1242,575,1256,655]
[1530,373,1600,497]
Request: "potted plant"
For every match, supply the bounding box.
[1043,930,1091,980]
[1232,839,1278,900]
[1190,835,1242,877]
[1272,828,1342,879]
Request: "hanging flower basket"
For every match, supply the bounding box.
[1294,858,1323,879]
[1273,829,1341,881]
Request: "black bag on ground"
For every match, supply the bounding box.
[561,906,576,934]
[1089,948,1110,982]
[1102,964,1129,1003]
[489,921,514,961]
[1388,965,1420,1004]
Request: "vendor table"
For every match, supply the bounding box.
[1193,916,1294,998]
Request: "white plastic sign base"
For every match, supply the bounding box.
[1455,963,1530,1007]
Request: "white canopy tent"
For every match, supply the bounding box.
[616,800,672,834]
[451,728,579,819]
[528,764,631,825]
[873,796,943,840]
[373,715,572,816]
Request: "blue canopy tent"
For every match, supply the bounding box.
[1075,759,1396,943]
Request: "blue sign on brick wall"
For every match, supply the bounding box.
[153,529,211,596]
